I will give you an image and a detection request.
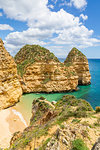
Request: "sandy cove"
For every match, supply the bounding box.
[0,107,28,148]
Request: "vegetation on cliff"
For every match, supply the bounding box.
[14,44,78,93]
[14,45,59,77]
[64,47,86,66]
[6,95,100,150]
[64,47,91,85]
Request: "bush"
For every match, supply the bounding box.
[39,97,45,100]
[95,107,100,113]
[74,110,87,118]
[72,138,89,150]
[94,118,100,127]
[39,138,51,150]
[72,119,81,123]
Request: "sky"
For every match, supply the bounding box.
[0,0,100,58]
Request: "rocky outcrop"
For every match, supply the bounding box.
[8,95,100,150]
[92,138,100,150]
[15,45,78,93]
[0,39,22,109]
[64,47,91,85]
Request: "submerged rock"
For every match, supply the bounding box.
[0,39,22,109]
[64,47,91,85]
[15,45,78,93]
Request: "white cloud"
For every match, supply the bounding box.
[51,25,100,48]
[0,24,14,31]
[80,14,88,20]
[48,4,54,9]
[5,28,48,55]
[67,0,87,9]
[0,0,49,21]
[0,0,99,57]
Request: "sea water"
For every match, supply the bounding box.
[13,59,100,124]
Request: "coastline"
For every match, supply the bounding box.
[0,107,28,148]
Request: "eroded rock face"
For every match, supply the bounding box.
[8,96,99,150]
[64,47,91,85]
[0,39,22,109]
[22,61,78,93]
[15,45,78,93]
[92,138,100,150]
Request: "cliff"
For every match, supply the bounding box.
[0,39,22,109]
[15,45,78,93]
[8,95,100,150]
[64,47,91,85]
[92,138,100,150]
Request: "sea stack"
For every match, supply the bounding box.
[15,45,78,93]
[64,47,91,85]
[0,39,22,109]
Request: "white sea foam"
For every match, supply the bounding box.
[12,109,28,127]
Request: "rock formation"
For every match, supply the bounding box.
[92,138,100,150]
[0,39,22,109]
[7,95,100,150]
[64,47,91,85]
[15,45,78,93]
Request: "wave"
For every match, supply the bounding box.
[12,109,28,127]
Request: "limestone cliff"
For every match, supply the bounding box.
[64,47,91,85]
[8,95,100,150]
[15,45,78,93]
[92,138,100,150]
[0,39,22,109]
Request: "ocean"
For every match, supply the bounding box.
[13,59,100,123]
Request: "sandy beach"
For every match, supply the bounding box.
[0,107,28,148]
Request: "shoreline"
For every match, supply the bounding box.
[0,107,27,148]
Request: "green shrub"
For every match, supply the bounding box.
[94,118,100,126]
[72,138,89,150]
[15,44,59,77]
[77,99,93,111]
[39,97,45,100]
[42,78,51,84]
[39,138,51,150]
[95,107,100,113]
[23,138,30,146]
[74,110,87,118]
[72,119,81,123]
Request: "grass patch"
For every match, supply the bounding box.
[15,44,59,77]
[71,138,89,150]
[72,119,81,123]
[94,118,100,127]
[38,138,51,150]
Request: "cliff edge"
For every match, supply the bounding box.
[0,39,22,109]
[8,95,100,150]
[15,45,78,93]
[64,47,91,85]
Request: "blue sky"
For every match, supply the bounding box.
[0,0,100,58]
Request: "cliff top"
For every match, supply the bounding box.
[15,44,59,64]
[0,38,14,64]
[14,44,60,76]
[0,38,3,45]
[64,47,87,65]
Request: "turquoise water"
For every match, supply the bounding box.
[13,59,100,123]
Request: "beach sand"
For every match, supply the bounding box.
[0,108,28,148]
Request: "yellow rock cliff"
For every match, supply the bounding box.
[15,45,78,93]
[0,39,22,109]
[64,47,91,85]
